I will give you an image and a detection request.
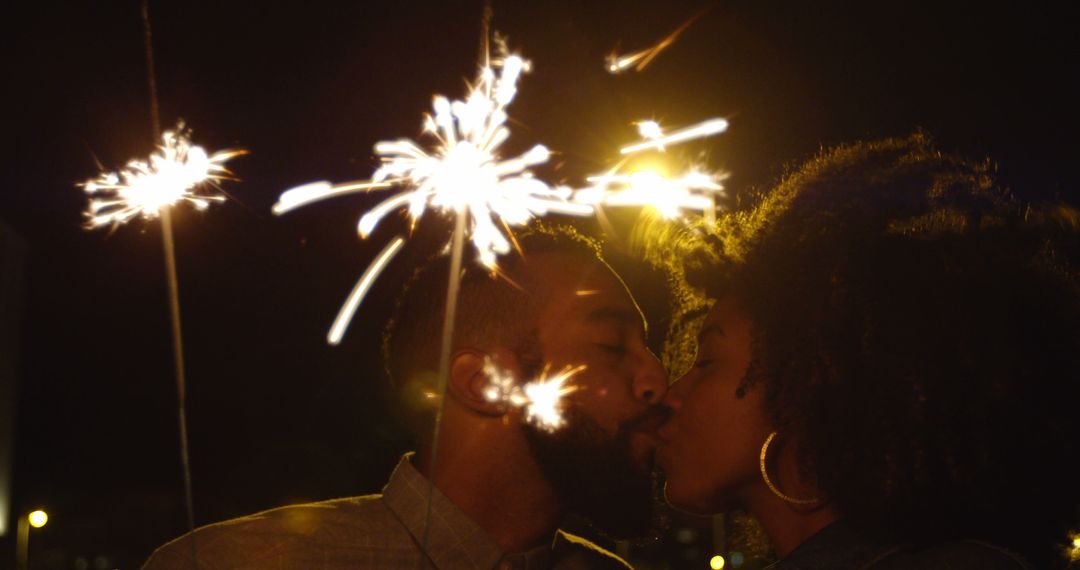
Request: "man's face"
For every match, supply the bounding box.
[515,253,669,540]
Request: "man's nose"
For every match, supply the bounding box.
[632,349,669,405]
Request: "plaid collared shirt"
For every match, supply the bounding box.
[143,454,630,570]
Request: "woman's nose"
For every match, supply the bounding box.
[661,371,692,410]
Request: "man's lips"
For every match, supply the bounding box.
[622,404,673,437]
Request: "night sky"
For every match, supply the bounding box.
[4,1,1078,568]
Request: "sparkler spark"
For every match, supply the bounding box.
[482,358,584,432]
[620,118,728,155]
[605,7,709,74]
[82,122,245,229]
[274,50,593,344]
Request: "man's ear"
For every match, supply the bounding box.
[447,349,508,417]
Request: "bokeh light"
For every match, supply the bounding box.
[28,509,48,528]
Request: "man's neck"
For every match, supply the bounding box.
[415,439,565,554]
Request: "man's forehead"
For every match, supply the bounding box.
[523,253,615,293]
[518,251,613,289]
[520,252,646,329]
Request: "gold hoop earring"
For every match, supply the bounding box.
[759,431,818,505]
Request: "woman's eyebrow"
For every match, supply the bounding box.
[698,323,726,342]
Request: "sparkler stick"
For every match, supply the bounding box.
[82,3,243,557]
[606,6,710,74]
[159,207,195,543]
[140,0,199,548]
[419,207,468,569]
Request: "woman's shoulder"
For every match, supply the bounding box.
[870,540,1032,570]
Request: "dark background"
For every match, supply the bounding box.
[3,1,1078,568]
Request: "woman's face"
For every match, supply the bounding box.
[656,295,771,514]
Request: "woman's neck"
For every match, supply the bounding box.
[742,481,840,557]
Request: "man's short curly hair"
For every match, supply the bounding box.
[685,133,1080,564]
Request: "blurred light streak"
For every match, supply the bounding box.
[326,236,406,345]
[605,7,710,74]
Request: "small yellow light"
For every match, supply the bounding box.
[1068,531,1080,562]
[28,510,48,528]
[709,554,726,569]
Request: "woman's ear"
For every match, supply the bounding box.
[447,349,511,417]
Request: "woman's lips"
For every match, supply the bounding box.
[654,441,672,473]
[656,417,677,444]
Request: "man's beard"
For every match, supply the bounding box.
[521,404,669,543]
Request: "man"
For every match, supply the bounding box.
[143,225,669,569]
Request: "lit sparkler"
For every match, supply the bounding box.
[605,7,710,74]
[575,166,725,219]
[274,50,593,344]
[571,115,728,219]
[82,122,245,229]
[482,357,584,432]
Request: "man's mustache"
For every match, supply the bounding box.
[618,404,673,435]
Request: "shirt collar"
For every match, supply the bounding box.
[382,453,554,570]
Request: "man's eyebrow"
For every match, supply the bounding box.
[698,323,725,341]
[587,306,648,334]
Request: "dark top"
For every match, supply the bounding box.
[767,521,1031,570]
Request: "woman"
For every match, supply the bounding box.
[655,135,1080,568]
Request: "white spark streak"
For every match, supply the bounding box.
[326,236,406,345]
[606,49,651,74]
[620,118,728,155]
[605,8,709,74]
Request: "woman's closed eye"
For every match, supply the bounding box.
[597,342,627,356]
[693,357,716,369]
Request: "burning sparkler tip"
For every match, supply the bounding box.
[81,121,243,230]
